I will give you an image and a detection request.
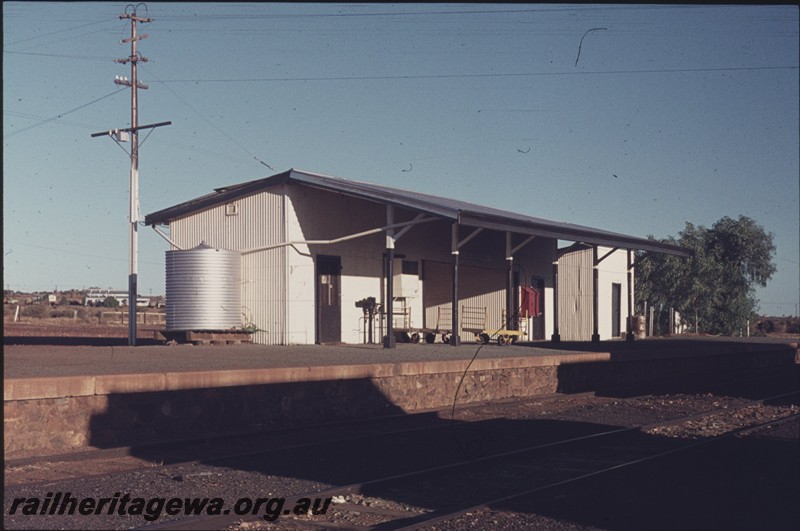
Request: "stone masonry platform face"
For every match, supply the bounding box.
[4,339,797,458]
[4,352,610,401]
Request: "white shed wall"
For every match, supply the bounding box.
[557,245,632,341]
[286,185,386,344]
[283,191,316,344]
[164,182,558,345]
[557,246,593,341]
[168,188,287,345]
[597,249,633,339]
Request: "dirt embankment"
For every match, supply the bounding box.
[4,318,164,344]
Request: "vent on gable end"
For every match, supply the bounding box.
[225,203,238,216]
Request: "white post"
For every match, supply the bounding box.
[643,301,648,337]
[669,307,674,335]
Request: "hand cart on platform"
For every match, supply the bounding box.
[462,305,525,346]
[386,298,454,344]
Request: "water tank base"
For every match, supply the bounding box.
[161,329,253,345]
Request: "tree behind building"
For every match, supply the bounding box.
[636,215,776,336]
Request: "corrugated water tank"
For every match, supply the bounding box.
[166,243,242,331]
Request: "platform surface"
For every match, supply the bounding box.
[4,336,795,380]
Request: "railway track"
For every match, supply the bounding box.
[5,391,602,489]
[4,368,798,530]
[399,405,800,531]
[138,387,800,530]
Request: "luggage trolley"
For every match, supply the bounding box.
[402,305,455,344]
[462,305,525,346]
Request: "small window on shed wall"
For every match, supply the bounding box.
[225,203,238,216]
[402,260,419,276]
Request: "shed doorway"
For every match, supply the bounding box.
[526,277,546,340]
[611,282,622,338]
[316,255,341,343]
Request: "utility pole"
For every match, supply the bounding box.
[119,7,147,347]
[92,5,170,346]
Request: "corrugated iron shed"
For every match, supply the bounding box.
[145,168,690,257]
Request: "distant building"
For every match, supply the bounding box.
[84,289,150,307]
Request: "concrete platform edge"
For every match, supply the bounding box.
[4,353,611,401]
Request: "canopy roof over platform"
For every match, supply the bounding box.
[145,168,690,257]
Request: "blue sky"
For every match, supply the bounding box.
[4,3,799,316]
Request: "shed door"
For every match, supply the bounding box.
[611,283,622,338]
[317,256,341,343]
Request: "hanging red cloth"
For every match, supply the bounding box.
[521,286,542,318]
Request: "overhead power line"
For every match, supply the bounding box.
[4,18,110,47]
[151,4,725,20]
[4,88,127,139]
[3,50,114,62]
[4,240,160,265]
[4,110,96,130]
[155,65,798,84]
[141,64,275,170]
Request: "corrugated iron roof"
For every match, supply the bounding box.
[144,168,690,256]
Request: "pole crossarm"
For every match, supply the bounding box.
[114,77,149,89]
[121,34,149,44]
[115,55,149,65]
[119,12,152,23]
[91,121,172,138]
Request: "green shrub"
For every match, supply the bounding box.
[24,304,50,318]
[49,308,78,319]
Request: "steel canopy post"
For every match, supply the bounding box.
[627,249,635,342]
[592,245,600,343]
[506,232,515,331]
[450,224,461,346]
[551,259,560,342]
[384,205,396,348]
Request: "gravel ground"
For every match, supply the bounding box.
[647,402,799,439]
[4,320,162,339]
[430,415,800,531]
